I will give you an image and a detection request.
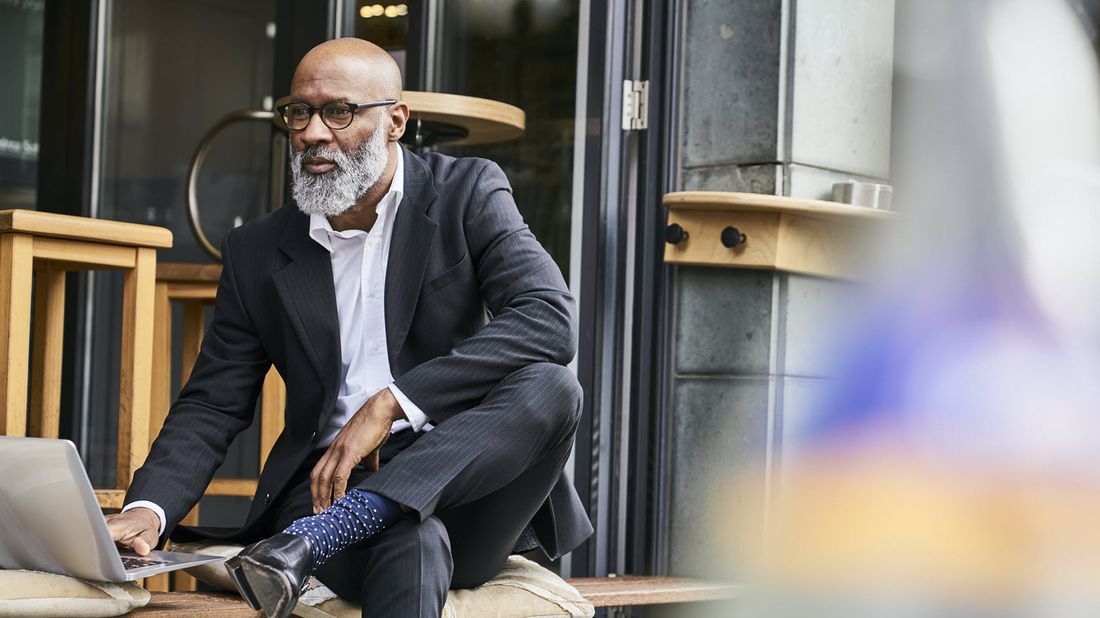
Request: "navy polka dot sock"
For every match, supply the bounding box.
[283,489,404,569]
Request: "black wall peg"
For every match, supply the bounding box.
[665,223,688,245]
[720,226,747,248]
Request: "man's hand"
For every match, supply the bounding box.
[105,508,160,556]
[311,388,405,513]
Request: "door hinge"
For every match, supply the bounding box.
[622,80,649,131]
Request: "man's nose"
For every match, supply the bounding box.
[298,111,333,147]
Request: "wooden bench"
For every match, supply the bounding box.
[570,576,741,607]
[128,577,742,615]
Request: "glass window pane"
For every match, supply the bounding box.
[88,0,276,501]
[432,0,579,278]
[352,0,413,83]
[99,0,276,260]
[0,0,44,210]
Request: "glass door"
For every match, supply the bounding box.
[0,0,44,210]
[428,0,581,277]
[82,0,282,520]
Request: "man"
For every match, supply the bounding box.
[105,38,591,618]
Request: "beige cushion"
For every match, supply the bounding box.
[167,542,246,592]
[171,541,594,618]
[0,570,150,617]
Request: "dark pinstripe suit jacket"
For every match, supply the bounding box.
[127,147,592,559]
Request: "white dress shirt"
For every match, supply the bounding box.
[306,150,431,441]
[125,149,430,536]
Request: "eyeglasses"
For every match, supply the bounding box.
[277,99,398,131]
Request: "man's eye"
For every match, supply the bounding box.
[290,107,311,118]
[327,107,352,117]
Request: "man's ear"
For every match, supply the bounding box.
[388,101,410,142]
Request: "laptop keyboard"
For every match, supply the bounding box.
[121,556,170,570]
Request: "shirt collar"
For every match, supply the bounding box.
[308,146,405,253]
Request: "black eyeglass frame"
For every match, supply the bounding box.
[277,99,398,131]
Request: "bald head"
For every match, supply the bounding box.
[292,38,403,101]
[286,38,409,225]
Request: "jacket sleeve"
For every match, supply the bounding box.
[391,160,576,424]
[124,230,271,535]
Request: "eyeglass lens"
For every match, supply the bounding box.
[283,102,356,130]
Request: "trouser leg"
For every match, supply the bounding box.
[316,432,573,618]
[316,517,452,618]
[360,362,583,525]
[268,452,452,618]
[440,427,574,588]
[357,361,582,591]
[264,362,582,614]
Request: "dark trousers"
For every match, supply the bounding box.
[265,363,581,618]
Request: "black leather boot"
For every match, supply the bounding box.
[224,533,313,618]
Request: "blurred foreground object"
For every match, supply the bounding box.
[709,1,1100,616]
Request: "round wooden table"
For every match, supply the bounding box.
[189,92,525,260]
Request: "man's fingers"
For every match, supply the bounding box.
[315,452,343,512]
[310,450,334,514]
[332,459,356,502]
[365,449,380,472]
[106,515,147,544]
[105,517,126,542]
[129,536,152,556]
[109,526,154,556]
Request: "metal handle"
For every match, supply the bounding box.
[186,108,281,262]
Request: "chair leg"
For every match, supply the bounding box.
[29,265,66,438]
[172,504,202,591]
[260,369,286,469]
[0,234,33,436]
[150,282,171,445]
[118,247,155,490]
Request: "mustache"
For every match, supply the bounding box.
[292,145,348,173]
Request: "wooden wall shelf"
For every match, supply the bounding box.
[662,191,894,279]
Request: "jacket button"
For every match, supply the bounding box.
[310,432,317,443]
[264,492,271,504]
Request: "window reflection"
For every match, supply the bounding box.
[88,0,276,508]
[0,0,44,210]
[353,0,413,84]
[99,0,275,258]
[433,0,579,278]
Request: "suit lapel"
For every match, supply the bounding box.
[386,148,438,368]
[272,210,342,395]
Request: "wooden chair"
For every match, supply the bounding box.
[146,262,286,591]
[0,209,172,509]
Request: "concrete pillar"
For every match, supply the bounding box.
[665,0,896,581]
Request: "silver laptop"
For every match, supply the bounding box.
[0,436,221,582]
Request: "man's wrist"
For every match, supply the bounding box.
[388,384,431,432]
[377,387,407,423]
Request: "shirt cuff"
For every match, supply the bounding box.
[122,501,167,538]
[388,384,430,432]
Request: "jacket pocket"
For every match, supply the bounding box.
[420,252,470,298]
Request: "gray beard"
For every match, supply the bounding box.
[289,126,389,218]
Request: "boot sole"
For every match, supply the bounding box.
[239,556,298,618]
[223,555,262,610]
